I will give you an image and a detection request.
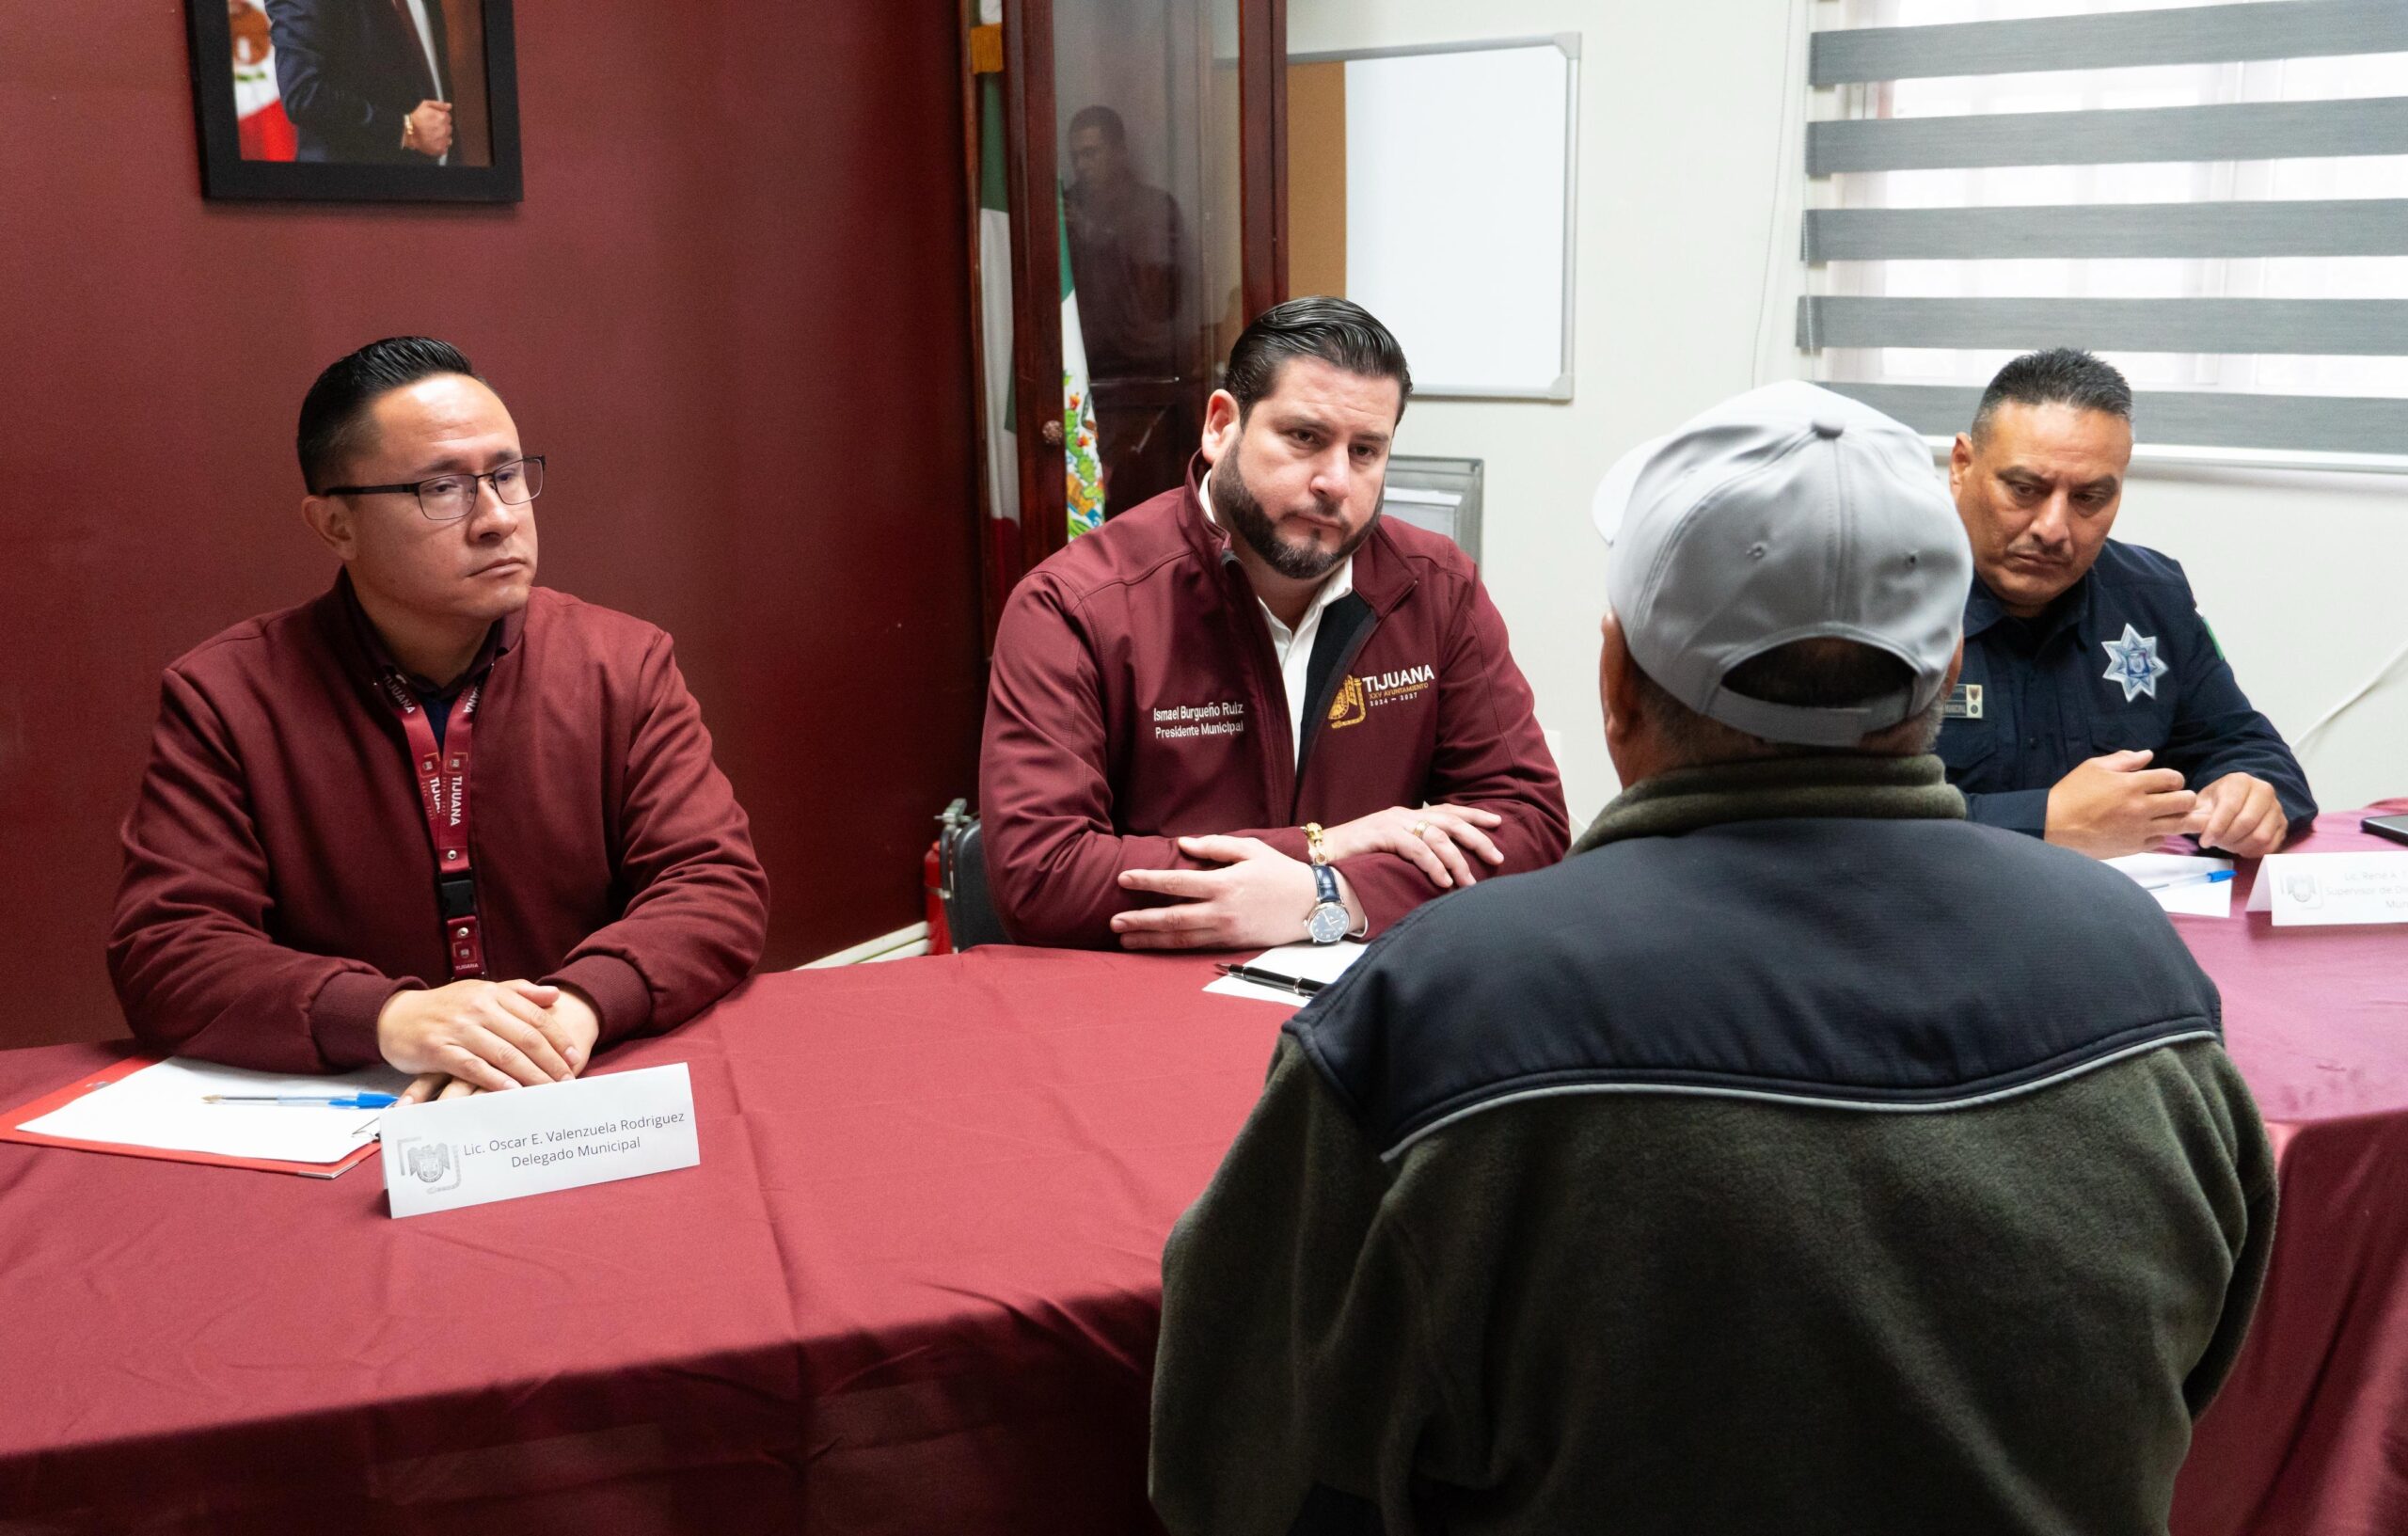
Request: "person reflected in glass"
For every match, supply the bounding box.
[1063,105,1189,380]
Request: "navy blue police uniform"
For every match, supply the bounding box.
[1938,539,2317,838]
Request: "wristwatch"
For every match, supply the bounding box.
[1305,863,1351,944]
[1302,823,1348,943]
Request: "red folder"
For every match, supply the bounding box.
[0,1055,382,1179]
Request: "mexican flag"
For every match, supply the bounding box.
[230,0,297,162]
[1059,189,1105,540]
[974,21,1103,543]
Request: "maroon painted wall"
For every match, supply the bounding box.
[0,3,987,1049]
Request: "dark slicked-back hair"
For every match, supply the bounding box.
[1224,295,1412,422]
[297,337,479,493]
[1972,347,2132,446]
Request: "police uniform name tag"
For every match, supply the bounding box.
[1942,684,1983,720]
[2245,852,2408,927]
[380,1064,700,1217]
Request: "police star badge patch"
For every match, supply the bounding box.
[2101,624,2171,702]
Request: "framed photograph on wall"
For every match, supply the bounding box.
[187,0,522,202]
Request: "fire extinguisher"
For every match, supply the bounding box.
[925,798,971,955]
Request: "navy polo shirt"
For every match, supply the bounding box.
[1938,538,2318,838]
[413,677,465,749]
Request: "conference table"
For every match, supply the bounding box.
[1,807,2401,1534]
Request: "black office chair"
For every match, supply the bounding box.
[935,800,1010,951]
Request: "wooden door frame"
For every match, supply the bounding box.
[1239,0,1289,322]
[1001,0,1067,583]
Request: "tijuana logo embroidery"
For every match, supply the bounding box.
[1326,677,1368,729]
[1327,665,1435,729]
[1152,699,1246,742]
[2100,624,2170,703]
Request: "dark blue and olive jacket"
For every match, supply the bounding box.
[1941,538,2316,837]
[1152,754,2274,1536]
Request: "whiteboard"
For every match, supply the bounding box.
[1297,38,1579,400]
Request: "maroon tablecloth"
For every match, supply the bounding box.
[0,806,2400,1533]
[2169,802,2408,1536]
[0,948,1279,1532]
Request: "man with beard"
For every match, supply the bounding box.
[979,297,1568,950]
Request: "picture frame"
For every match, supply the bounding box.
[186,0,523,203]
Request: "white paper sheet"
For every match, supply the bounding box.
[2247,851,2408,926]
[2106,853,2237,918]
[1205,941,1371,1006]
[22,1058,412,1164]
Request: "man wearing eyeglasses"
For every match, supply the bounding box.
[108,337,768,1102]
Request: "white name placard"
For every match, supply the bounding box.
[2246,852,2408,927]
[380,1064,699,1217]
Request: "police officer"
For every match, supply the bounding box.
[1940,349,2314,859]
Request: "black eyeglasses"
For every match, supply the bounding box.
[322,456,546,523]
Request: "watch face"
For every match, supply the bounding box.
[1307,902,1350,944]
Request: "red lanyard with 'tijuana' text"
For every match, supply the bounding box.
[377,668,489,980]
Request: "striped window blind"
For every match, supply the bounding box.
[1802,0,2408,459]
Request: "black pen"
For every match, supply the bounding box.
[1214,963,1325,996]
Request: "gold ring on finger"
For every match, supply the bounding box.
[1411,820,1431,838]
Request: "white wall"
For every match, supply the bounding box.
[1291,0,2405,828]
[1291,0,1814,826]
[2109,464,2403,816]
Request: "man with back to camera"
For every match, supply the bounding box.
[109,338,768,1103]
[1941,348,2315,858]
[978,296,1570,952]
[1149,382,2273,1536]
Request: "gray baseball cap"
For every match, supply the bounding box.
[1592,381,1972,749]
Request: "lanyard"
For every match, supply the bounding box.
[378,669,488,980]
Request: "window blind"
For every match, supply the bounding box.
[1801,0,2408,456]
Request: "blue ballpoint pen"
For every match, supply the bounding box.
[2140,869,2237,892]
[201,1092,400,1109]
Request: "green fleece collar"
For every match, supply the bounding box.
[1572,753,1965,854]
